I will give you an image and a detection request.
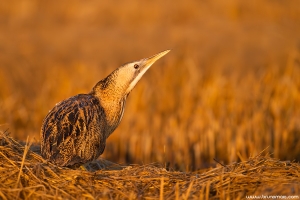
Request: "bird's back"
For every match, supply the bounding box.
[41,94,107,167]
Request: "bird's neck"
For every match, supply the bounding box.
[91,80,127,138]
[100,95,126,138]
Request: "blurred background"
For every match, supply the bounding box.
[0,0,300,171]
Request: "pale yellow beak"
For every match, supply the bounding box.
[143,50,171,67]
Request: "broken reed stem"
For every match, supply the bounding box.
[205,181,211,200]
[0,151,17,167]
[160,177,164,200]
[175,182,179,200]
[0,190,8,200]
[15,136,31,188]
[184,181,194,200]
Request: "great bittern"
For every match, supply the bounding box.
[41,50,170,167]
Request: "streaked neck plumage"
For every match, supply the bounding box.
[89,50,170,138]
[90,69,128,138]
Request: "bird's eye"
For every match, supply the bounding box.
[134,64,139,69]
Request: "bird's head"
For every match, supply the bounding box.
[94,50,170,101]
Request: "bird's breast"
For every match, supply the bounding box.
[100,98,126,138]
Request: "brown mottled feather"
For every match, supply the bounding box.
[41,94,113,166]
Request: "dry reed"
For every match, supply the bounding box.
[0,131,299,199]
[1,1,300,171]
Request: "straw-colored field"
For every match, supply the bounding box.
[1,131,299,199]
[1,1,300,198]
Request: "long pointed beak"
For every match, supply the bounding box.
[143,50,171,67]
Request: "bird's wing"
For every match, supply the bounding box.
[41,94,105,166]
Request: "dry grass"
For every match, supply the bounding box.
[0,130,299,199]
[0,1,300,195]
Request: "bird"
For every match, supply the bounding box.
[40,50,170,167]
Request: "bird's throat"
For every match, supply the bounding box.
[100,96,126,138]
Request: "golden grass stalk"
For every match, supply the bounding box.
[0,131,299,199]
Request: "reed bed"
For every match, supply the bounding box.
[1,1,300,171]
[1,2,300,197]
[0,131,299,199]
